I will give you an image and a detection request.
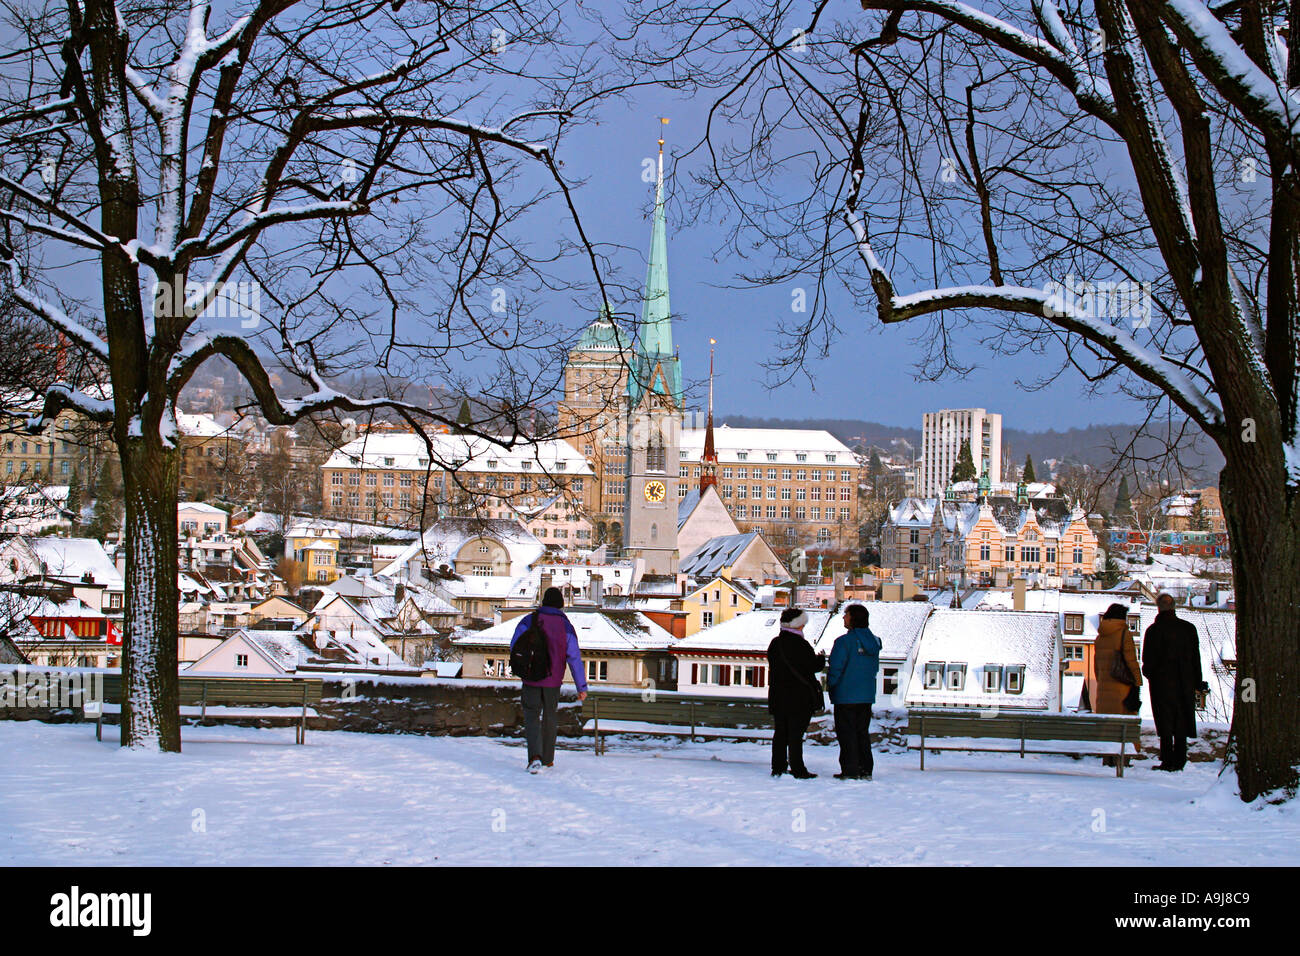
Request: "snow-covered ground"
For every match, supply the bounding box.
[1,722,1294,866]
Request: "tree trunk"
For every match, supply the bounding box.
[1221,459,1300,800]
[119,438,182,751]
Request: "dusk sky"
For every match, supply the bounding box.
[550,89,1152,433]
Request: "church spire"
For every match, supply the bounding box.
[701,338,718,494]
[627,117,682,409]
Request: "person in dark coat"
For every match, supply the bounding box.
[766,608,824,779]
[1141,593,1206,771]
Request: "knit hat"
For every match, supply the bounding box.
[780,608,809,630]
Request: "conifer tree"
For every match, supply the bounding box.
[950,438,977,484]
[1022,454,1036,484]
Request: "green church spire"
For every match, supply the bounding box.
[627,123,682,409]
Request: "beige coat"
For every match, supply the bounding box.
[1089,618,1142,715]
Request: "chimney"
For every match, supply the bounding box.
[834,573,846,603]
[1013,577,1027,612]
[590,575,603,605]
[394,582,406,605]
[539,570,553,600]
[901,568,917,600]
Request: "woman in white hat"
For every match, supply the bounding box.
[766,607,825,778]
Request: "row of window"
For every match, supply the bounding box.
[729,504,851,522]
[922,662,1025,694]
[680,466,854,483]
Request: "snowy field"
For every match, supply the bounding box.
[1,721,1295,866]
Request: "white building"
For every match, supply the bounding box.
[918,408,1002,498]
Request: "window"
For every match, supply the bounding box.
[882,667,899,697]
[979,544,990,561]
[983,666,1002,693]
[795,469,806,481]
[780,506,790,519]
[796,453,807,462]
[1064,613,1084,635]
[1005,665,1025,694]
[586,660,609,682]
[924,662,945,690]
[811,469,821,481]
[234,654,249,669]
[737,452,748,461]
[1127,614,1140,633]
[780,488,791,500]
[782,468,792,480]
[736,467,748,479]
[701,611,714,628]
[946,663,967,691]
[730,591,738,606]
[766,505,777,519]
[766,453,777,462]
[1064,644,1084,661]
[1005,546,1016,562]
[840,470,852,482]
[766,486,777,500]
[1073,546,1084,564]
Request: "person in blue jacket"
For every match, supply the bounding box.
[510,587,587,773]
[827,603,882,780]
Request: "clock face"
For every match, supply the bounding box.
[644,480,667,503]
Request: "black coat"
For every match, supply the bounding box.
[767,628,824,715]
[1141,611,1203,739]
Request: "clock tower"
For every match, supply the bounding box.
[623,121,681,574]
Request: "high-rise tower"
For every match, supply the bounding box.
[623,120,681,574]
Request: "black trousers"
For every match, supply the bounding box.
[1157,731,1188,769]
[834,703,873,777]
[771,709,812,774]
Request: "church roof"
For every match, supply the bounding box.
[627,152,682,409]
[577,305,633,353]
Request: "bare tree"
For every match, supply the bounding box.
[0,0,621,750]
[626,0,1299,800]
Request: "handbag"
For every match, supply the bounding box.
[1110,645,1137,686]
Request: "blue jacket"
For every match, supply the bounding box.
[510,606,587,692]
[827,627,882,705]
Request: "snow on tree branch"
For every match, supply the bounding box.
[843,207,1224,433]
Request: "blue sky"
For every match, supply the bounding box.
[548,89,1152,433]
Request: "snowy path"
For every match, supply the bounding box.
[1,722,1294,866]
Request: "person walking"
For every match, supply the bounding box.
[766,608,824,779]
[827,603,882,780]
[1141,593,1206,771]
[510,587,587,774]
[1090,603,1142,768]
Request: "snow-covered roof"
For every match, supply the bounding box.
[679,426,855,466]
[178,501,227,515]
[238,511,419,540]
[177,412,223,437]
[679,532,761,579]
[969,589,1142,640]
[377,518,543,581]
[27,538,123,589]
[322,431,593,476]
[812,601,933,661]
[906,608,1060,710]
[457,609,676,652]
[673,608,833,655]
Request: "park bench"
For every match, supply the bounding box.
[582,689,772,755]
[907,709,1143,777]
[85,674,324,744]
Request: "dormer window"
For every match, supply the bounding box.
[826,454,837,463]
[737,452,748,461]
[1005,665,1025,694]
[766,452,777,461]
[983,666,1003,693]
[521,461,532,471]
[924,662,945,689]
[796,453,806,462]
[487,459,498,469]
[946,663,967,691]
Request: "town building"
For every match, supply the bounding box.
[676,426,862,551]
[917,408,1002,498]
[320,431,592,529]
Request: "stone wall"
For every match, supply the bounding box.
[309,677,586,738]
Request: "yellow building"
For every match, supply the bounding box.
[683,571,758,636]
[285,523,341,584]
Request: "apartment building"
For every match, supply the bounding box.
[918,408,1002,498]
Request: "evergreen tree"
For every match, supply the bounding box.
[1022,453,1036,484]
[1113,474,1133,517]
[455,399,472,433]
[950,438,977,484]
[87,460,120,541]
[1101,549,1123,588]
[65,469,82,533]
[868,449,883,495]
